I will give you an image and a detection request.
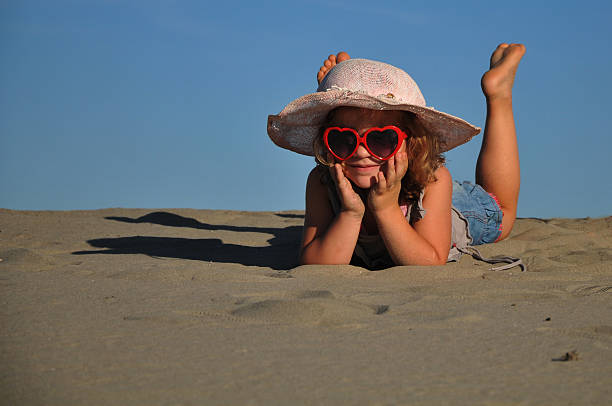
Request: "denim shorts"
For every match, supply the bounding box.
[452,181,503,245]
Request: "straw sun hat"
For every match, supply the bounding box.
[267,58,481,156]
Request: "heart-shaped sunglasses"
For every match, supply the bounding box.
[323,126,408,161]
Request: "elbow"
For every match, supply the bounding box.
[423,249,448,266]
[300,241,352,265]
[299,255,312,266]
[299,249,351,266]
[394,254,447,266]
[299,242,312,265]
[299,255,350,266]
[299,245,315,265]
[299,248,322,265]
[432,257,447,266]
[431,249,449,265]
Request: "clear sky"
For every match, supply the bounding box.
[1,0,611,218]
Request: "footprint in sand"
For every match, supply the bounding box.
[510,223,578,241]
[122,291,389,327]
[557,325,612,342]
[569,284,612,296]
[550,249,612,266]
[229,290,389,326]
[0,248,51,270]
[122,313,200,326]
[522,255,573,272]
[266,271,294,279]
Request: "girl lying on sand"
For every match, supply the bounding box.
[268,44,525,269]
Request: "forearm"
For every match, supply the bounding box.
[374,206,448,266]
[300,211,362,265]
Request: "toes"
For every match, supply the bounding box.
[317,69,326,83]
[318,52,350,84]
[490,46,506,67]
[508,43,526,57]
[336,51,350,63]
[499,43,526,66]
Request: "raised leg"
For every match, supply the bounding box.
[476,43,526,240]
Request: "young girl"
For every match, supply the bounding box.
[268,44,526,269]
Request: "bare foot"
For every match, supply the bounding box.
[317,51,350,84]
[481,43,526,100]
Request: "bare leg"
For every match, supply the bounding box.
[317,52,350,84]
[476,43,526,241]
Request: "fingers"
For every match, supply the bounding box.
[394,150,409,179]
[330,164,352,196]
[334,163,345,183]
[330,164,365,215]
[329,163,342,185]
[375,170,387,192]
[384,155,395,184]
[382,152,408,188]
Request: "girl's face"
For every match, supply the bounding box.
[327,107,408,189]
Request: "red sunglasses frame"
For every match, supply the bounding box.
[323,125,408,161]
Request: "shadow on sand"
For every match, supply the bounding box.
[72,211,303,270]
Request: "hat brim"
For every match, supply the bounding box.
[268,89,480,156]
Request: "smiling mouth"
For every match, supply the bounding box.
[347,164,379,172]
[347,163,379,168]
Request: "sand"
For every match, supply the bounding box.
[1,208,611,405]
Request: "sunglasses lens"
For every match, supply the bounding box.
[367,129,399,159]
[327,129,357,159]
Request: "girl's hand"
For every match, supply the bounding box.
[369,151,408,213]
[329,164,365,219]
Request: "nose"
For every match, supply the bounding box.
[353,143,371,158]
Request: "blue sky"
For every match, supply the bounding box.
[1,0,611,218]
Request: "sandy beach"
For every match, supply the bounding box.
[1,208,611,405]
